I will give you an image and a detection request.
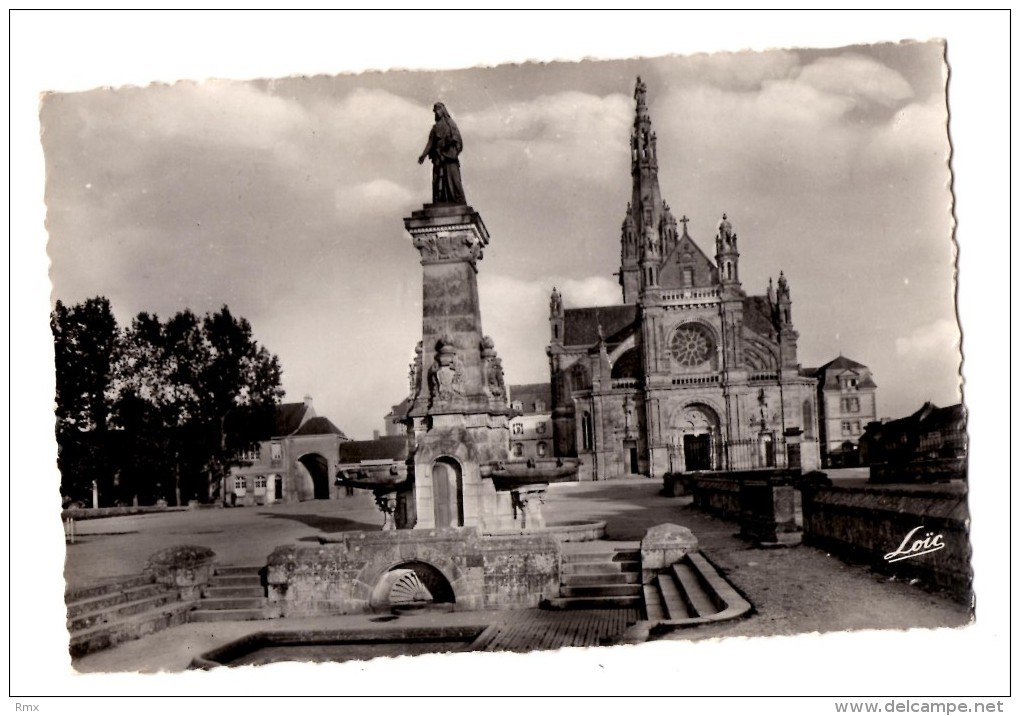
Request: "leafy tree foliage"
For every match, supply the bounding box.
[52,299,284,506]
[51,297,118,503]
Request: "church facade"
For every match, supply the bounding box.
[547,79,821,481]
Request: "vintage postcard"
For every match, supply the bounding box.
[10,10,1009,703]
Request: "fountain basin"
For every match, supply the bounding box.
[190,623,496,668]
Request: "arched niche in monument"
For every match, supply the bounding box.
[431,456,465,528]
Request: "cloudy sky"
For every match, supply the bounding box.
[42,39,958,439]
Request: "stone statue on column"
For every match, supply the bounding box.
[418,102,466,204]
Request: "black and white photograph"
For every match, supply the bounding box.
[9,10,1010,706]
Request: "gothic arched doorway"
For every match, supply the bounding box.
[431,457,464,528]
[668,403,722,473]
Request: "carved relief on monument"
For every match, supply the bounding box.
[480,336,506,400]
[412,227,484,264]
[428,335,465,406]
[408,341,423,397]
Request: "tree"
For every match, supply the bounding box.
[52,298,284,507]
[110,305,283,505]
[51,297,119,503]
[200,307,284,499]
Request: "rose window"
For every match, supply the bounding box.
[670,325,712,368]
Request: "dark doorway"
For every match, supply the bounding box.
[274,475,283,501]
[298,454,331,500]
[432,458,464,528]
[787,443,802,469]
[761,435,776,468]
[629,447,639,474]
[683,434,711,471]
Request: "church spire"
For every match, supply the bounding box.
[621,76,670,303]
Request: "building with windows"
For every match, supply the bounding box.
[547,78,821,480]
[228,395,349,505]
[806,356,878,467]
[858,401,965,467]
[507,383,553,461]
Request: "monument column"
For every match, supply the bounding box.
[403,203,511,530]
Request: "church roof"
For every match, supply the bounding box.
[658,232,718,289]
[508,383,552,414]
[562,304,638,347]
[338,435,409,463]
[292,416,348,438]
[815,355,869,373]
[742,296,777,338]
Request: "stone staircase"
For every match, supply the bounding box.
[66,576,192,658]
[639,551,752,625]
[189,565,280,623]
[543,545,643,610]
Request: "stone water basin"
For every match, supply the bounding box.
[191,623,497,668]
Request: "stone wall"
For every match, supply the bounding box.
[801,483,971,600]
[869,458,967,484]
[687,469,801,545]
[265,527,560,616]
[689,474,743,520]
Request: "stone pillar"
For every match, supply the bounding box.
[403,205,511,531]
[739,473,802,547]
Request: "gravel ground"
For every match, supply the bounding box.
[541,477,973,640]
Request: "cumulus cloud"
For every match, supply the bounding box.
[463,91,631,184]
[895,318,960,356]
[335,178,415,219]
[74,80,312,157]
[317,87,427,157]
[674,50,800,92]
[795,53,914,108]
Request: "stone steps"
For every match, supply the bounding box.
[69,600,193,659]
[560,583,643,599]
[68,591,180,632]
[632,552,753,631]
[202,585,265,599]
[545,546,643,611]
[561,572,640,587]
[66,575,192,658]
[65,575,153,603]
[66,583,172,619]
[189,565,278,623]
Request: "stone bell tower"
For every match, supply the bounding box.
[403,203,512,530]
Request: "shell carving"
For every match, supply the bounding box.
[388,569,434,605]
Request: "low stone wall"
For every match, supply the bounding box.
[869,458,968,484]
[801,483,971,600]
[265,527,561,616]
[689,474,742,520]
[61,505,189,521]
[687,469,801,545]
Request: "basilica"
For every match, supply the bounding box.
[547,79,822,480]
